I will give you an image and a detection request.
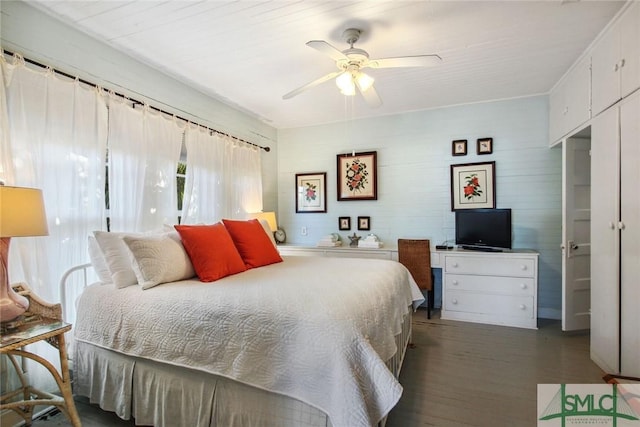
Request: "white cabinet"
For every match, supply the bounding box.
[440,250,539,329]
[278,245,398,261]
[591,2,640,116]
[549,54,592,145]
[590,90,640,377]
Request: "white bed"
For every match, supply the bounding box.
[66,240,423,427]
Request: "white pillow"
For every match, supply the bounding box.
[93,231,142,289]
[122,232,195,290]
[258,219,278,248]
[87,235,113,284]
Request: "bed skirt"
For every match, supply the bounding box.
[73,309,412,427]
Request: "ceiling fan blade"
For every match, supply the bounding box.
[368,54,442,69]
[357,82,382,108]
[306,40,349,61]
[282,70,345,100]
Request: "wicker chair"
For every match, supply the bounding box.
[397,239,434,318]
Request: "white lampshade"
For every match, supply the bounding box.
[247,211,278,232]
[0,186,49,238]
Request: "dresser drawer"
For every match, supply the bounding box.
[324,249,392,260]
[444,291,535,319]
[445,255,535,278]
[445,274,535,296]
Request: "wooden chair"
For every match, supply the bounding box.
[398,239,434,318]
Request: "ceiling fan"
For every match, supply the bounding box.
[282,28,442,107]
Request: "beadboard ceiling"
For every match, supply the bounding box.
[30,1,625,129]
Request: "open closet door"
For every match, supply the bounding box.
[561,131,592,331]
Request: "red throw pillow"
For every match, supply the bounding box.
[222,219,283,269]
[174,223,247,282]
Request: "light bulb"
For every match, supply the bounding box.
[336,72,356,96]
[355,72,374,92]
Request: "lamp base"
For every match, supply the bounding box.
[1,237,30,322]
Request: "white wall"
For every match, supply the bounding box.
[278,96,562,318]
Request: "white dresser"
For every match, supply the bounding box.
[435,249,539,329]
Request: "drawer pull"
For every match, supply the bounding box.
[520,283,527,290]
[452,299,458,305]
[521,265,527,271]
[452,280,459,286]
[452,262,459,268]
[519,304,526,310]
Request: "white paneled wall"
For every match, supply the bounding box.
[278,96,562,318]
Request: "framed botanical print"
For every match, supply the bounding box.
[295,172,327,213]
[336,151,377,201]
[450,161,496,210]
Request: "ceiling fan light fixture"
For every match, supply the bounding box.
[355,72,374,92]
[336,72,356,96]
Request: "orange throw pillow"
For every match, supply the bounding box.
[222,219,283,269]
[174,223,247,282]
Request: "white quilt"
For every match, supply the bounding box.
[74,256,424,427]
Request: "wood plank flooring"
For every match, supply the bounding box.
[32,309,604,426]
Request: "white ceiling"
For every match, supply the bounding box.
[30,1,625,129]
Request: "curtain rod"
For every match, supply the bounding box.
[2,50,271,152]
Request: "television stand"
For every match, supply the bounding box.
[438,249,539,329]
[460,245,503,252]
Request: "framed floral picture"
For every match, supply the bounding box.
[337,151,377,201]
[450,161,496,210]
[295,172,327,213]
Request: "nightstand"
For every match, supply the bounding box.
[0,282,81,426]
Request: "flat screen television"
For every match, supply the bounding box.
[455,208,512,251]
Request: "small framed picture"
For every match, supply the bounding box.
[477,138,493,155]
[295,172,327,213]
[357,216,370,231]
[452,140,467,156]
[339,217,351,231]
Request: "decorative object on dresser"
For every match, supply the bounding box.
[357,216,370,230]
[317,233,342,247]
[295,172,327,213]
[450,161,496,210]
[477,137,493,155]
[348,232,361,247]
[452,139,468,156]
[398,239,434,319]
[359,233,383,249]
[339,216,351,230]
[337,151,377,201]
[0,185,49,322]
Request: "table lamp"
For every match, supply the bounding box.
[248,211,277,232]
[0,185,49,322]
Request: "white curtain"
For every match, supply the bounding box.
[2,56,108,302]
[1,56,108,391]
[107,97,183,231]
[182,126,262,224]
